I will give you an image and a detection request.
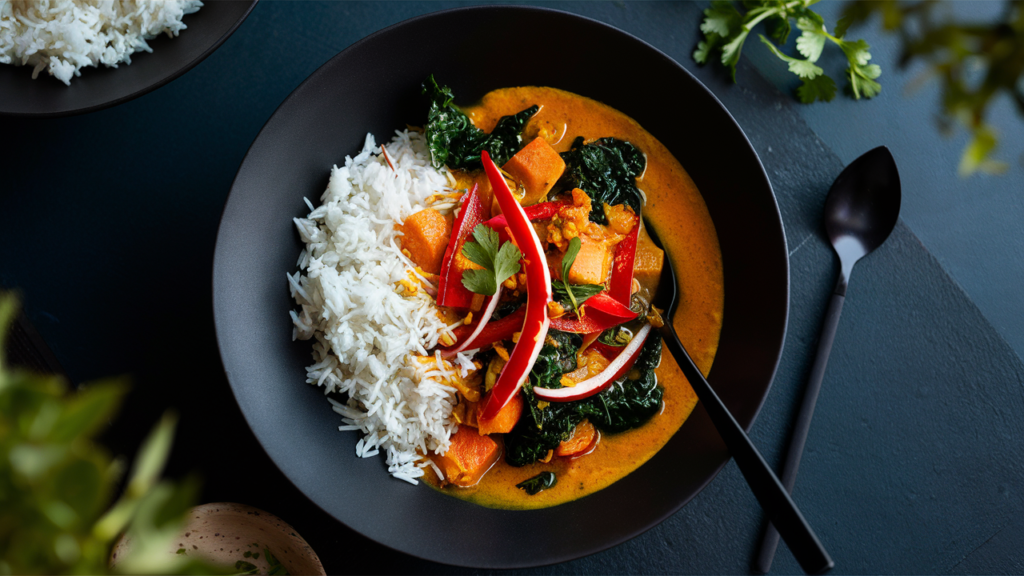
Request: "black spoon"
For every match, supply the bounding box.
[648,225,834,576]
[754,146,902,573]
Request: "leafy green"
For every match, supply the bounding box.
[598,326,633,347]
[0,294,210,575]
[551,237,605,314]
[694,1,881,103]
[504,330,665,466]
[516,471,557,495]
[559,137,646,225]
[460,224,522,296]
[840,1,1020,176]
[422,75,538,170]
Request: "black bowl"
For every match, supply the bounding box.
[213,5,788,569]
[0,0,257,117]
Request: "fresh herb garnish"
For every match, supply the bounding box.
[422,75,538,170]
[460,224,522,296]
[552,237,605,315]
[560,137,646,225]
[694,1,880,103]
[516,471,558,495]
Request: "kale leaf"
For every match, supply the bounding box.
[504,330,665,467]
[422,75,538,170]
[516,471,557,495]
[559,137,646,224]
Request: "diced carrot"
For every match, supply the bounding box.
[435,425,500,487]
[633,227,665,289]
[556,419,598,458]
[476,390,523,434]
[399,208,452,274]
[568,237,612,285]
[502,137,566,206]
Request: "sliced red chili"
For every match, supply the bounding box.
[443,306,526,353]
[581,292,636,320]
[478,151,552,421]
[482,198,570,231]
[437,184,485,308]
[549,307,628,334]
[609,216,641,306]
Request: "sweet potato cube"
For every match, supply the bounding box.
[502,137,566,206]
[477,392,523,435]
[436,425,500,487]
[568,237,612,285]
[399,208,452,274]
[633,228,665,288]
[556,419,598,457]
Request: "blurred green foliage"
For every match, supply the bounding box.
[842,0,1024,176]
[0,294,205,575]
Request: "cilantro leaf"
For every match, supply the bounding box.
[460,225,522,296]
[833,15,853,40]
[552,281,605,311]
[759,35,824,79]
[700,1,742,36]
[795,16,827,62]
[797,75,837,103]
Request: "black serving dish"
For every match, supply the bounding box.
[0,0,257,117]
[213,5,788,568]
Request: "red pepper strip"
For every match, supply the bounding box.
[549,306,629,333]
[478,151,552,421]
[437,184,485,308]
[444,307,526,352]
[589,341,625,360]
[582,292,636,320]
[483,199,570,231]
[609,217,641,306]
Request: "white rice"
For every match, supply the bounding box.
[0,0,202,85]
[289,130,464,483]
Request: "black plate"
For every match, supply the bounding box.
[0,0,257,117]
[213,6,788,569]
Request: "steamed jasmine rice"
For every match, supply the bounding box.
[288,130,468,483]
[0,0,203,85]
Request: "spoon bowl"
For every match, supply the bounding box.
[825,146,902,287]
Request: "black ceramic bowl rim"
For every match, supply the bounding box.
[213,5,788,569]
[0,0,258,118]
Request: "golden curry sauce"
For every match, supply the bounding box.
[423,87,724,509]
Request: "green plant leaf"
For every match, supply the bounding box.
[759,35,824,79]
[700,0,742,36]
[49,378,128,443]
[127,411,177,499]
[834,14,853,39]
[795,16,827,61]
[959,125,1009,176]
[797,75,838,103]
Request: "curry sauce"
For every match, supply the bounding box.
[424,87,724,509]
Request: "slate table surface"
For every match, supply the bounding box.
[2,1,1023,574]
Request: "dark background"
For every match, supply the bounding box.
[1,2,1023,573]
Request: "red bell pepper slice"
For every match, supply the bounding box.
[482,199,570,231]
[437,184,486,308]
[549,307,629,333]
[589,341,625,360]
[478,151,552,421]
[581,292,636,320]
[443,306,526,353]
[609,217,641,306]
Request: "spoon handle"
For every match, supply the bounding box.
[755,283,846,574]
[659,325,834,576]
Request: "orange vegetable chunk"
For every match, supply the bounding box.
[568,237,612,285]
[556,419,598,457]
[477,391,523,435]
[633,227,665,288]
[502,137,566,206]
[399,208,452,274]
[436,425,500,487]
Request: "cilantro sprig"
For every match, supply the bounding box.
[460,225,522,296]
[694,0,881,103]
[551,237,605,315]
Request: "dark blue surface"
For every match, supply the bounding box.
[2,1,1023,573]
